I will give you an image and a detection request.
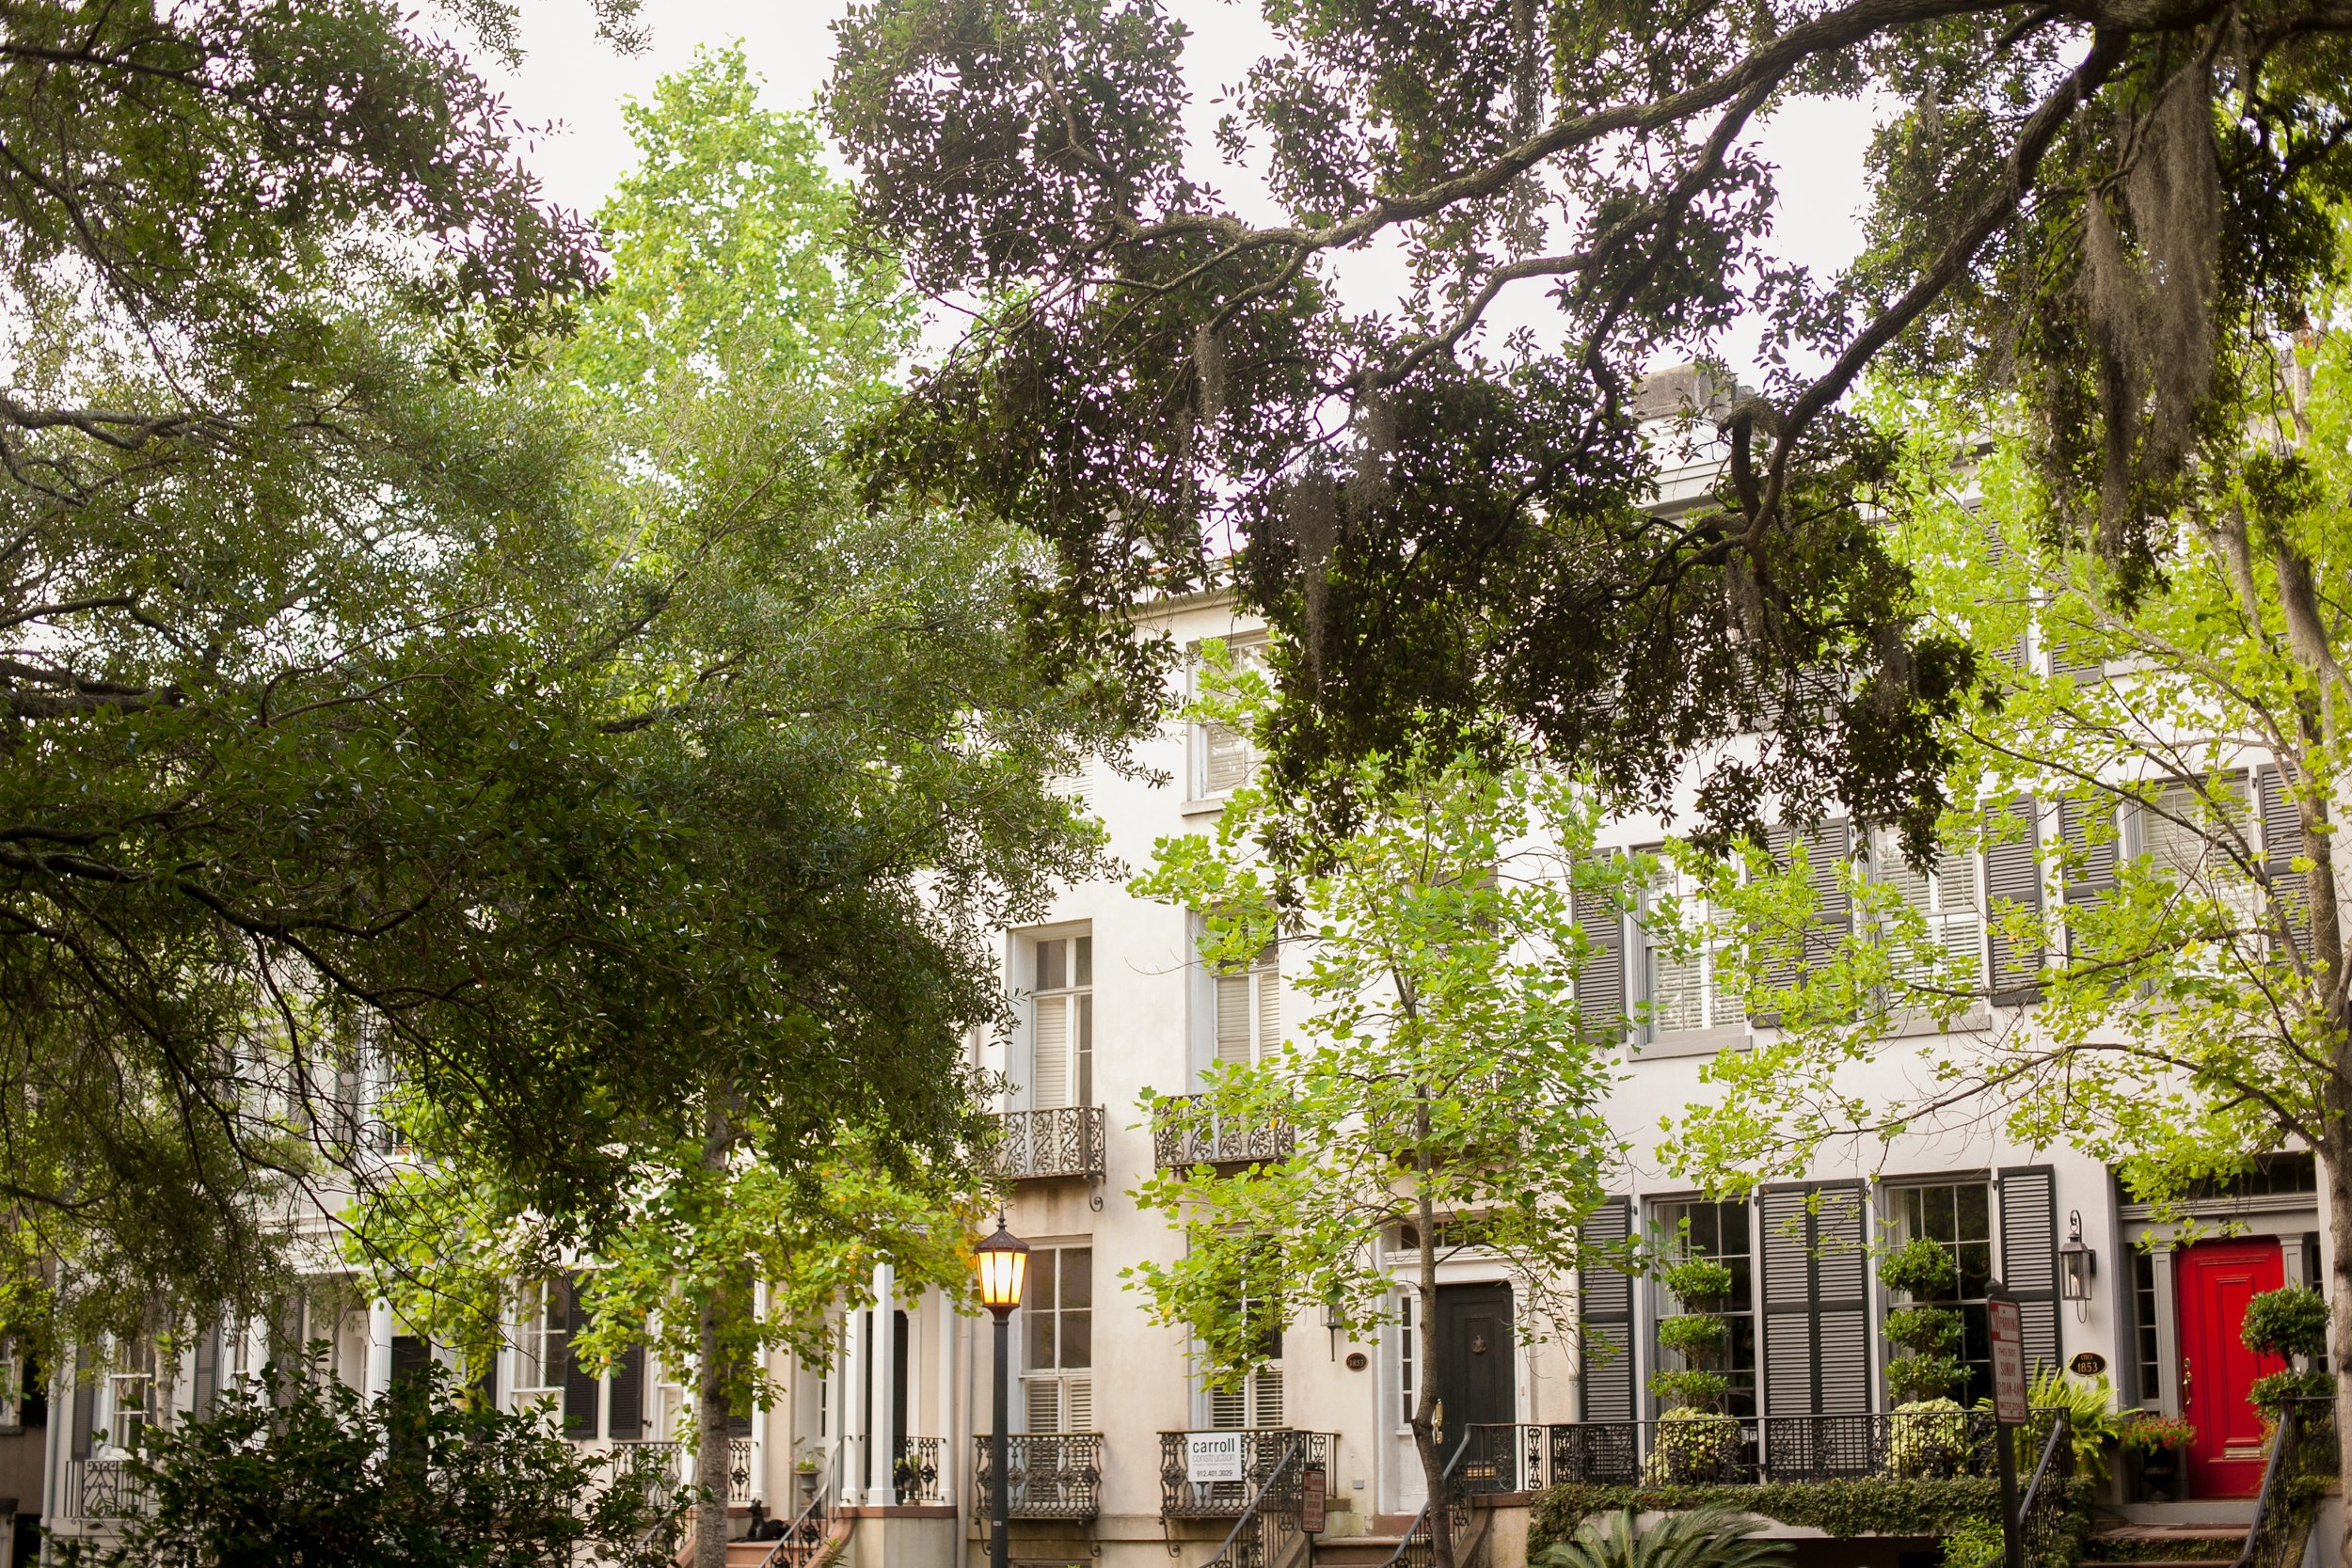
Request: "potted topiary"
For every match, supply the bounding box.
[1878,1237,1970,1477]
[1645,1255,1743,1483]
[2241,1285,2333,1468]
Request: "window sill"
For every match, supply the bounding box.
[1180,797,1231,818]
[1632,1026,1747,1060]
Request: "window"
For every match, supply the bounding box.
[516,1280,565,1395]
[2139,775,2255,927]
[1024,1246,1093,1433]
[1866,828,1983,993]
[1640,857,1740,1036]
[1030,934,1093,1109]
[1888,1181,1994,1406]
[105,1341,155,1451]
[1649,1199,1757,1418]
[2131,1249,2161,1406]
[0,1342,21,1430]
[1195,640,1269,797]
[1207,1286,1284,1430]
[1396,1292,1416,1418]
[1215,942,1280,1069]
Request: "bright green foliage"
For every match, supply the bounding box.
[2242,1286,2330,1361]
[1128,657,1628,1566]
[60,1357,680,1568]
[1880,1240,1963,1402]
[343,53,1124,1537]
[2249,1370,2334,1411]
[2024,1369,2122,1482]
[1653,1257,1735,1413]
[1537,1506,1793,1568]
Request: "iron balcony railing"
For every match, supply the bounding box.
[893,1436,944,1505]
[988,1107,1107,1182]
[1159,1429,1328,1518]
[65,1458,151,1521]
[1454,1409,2066,1492]
[1151,1098,1294,1170]
[973,1433,1104,1520]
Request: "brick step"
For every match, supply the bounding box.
[1313,1540,1409,1568]
[2084,1525,2249,1564]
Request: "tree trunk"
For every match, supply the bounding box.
[1408,1099,1454,1568]
[2323,1117,2352,1568]
[696,1093,737,1568]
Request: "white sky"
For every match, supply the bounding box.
[481,0,1885,376]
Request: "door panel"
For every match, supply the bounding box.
[1433,1284,1514,1457]
[2174,1240,2286,1497]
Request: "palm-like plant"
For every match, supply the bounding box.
[1539,1509,1793,1568]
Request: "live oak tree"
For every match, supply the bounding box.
[1661,310,2352,1533]
[1130,667,1627,1568]
[826,0,2352,856]
[352,55,1121,1568]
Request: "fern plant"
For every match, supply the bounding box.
[1539,1507,1793,1568]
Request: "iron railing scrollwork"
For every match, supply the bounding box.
[892,1436,944,1504]
[988,1107,1107,1182]
[1152,1097,1294,1169]
[1160,1430,1328,1518]
[974,1433,1104,1520]
[1375,1429,1477,1568]
[66,1458,152,1521]
[2016,1410,2074,1568]
[761,1440,840,1568]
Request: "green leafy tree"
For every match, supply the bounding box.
[351,54,1122,1568]
[1129,666,1627,1568]
[64,1356,680,1568]
[1662,271,2352,1520]
[827,0,2352,854]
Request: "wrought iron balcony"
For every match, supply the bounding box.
[1158,1429,1327,1518]
[1151,1097,1293,1169]
[973,1433,1103,1520]
[64,1458,151,1521]
[894,1436,945,1504]
[987,1107,1106,1182]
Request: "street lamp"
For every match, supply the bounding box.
[974,1214,1029,1568]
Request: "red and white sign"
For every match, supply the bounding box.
[1987,1296,2029,1424]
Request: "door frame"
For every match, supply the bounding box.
[2173,1237,2286,1499]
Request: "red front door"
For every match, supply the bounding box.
[2174,1239,2286,1497]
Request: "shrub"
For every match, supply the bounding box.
[2249,1370,2332,1412]
[1887,1400,1972,1479]
[2241,1287,2329,1362]
[60,1356,683,1568]
[1881,1241,1964,1404]
[1879,1239,1960,1299]
[1538,1507,1792,1568]
[1941,1514,2004,1568]
[1642,1410,1745,1484]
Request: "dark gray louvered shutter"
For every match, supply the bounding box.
[1579,1196,1635,1422]
[1756,821,1852,1024]
[561,1274,599,1438]
[1981,520,2031,671]
[1997,1165,2061,1379]
[2257,767,2314,959]
[1760,1183,1869,1418]
[191,1321,220,1418]
[1983,798,2045,1006]
[1573,857,1627,1040]
[607,1341,644,1440]
[2059,798,2119,965]
[2045,607,2106,682]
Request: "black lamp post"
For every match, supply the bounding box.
[974,1215,1029,1568]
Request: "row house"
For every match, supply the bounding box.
[35,415,2337,1568]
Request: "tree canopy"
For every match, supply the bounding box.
[826,0,2352,852]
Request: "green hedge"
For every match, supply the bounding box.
[1527,1478,2099,1557]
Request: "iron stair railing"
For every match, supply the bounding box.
[762,1441,843,1568]
[2228,1398,2334,1568]
[1202,1432,1311,1568]
[1375,1430,1479,1568]
[2015,1410,2073,1568]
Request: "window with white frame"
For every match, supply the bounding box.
[1206,1289,1283,1430]
[1394,1291,1416,1425]
[2139,774,2255,923]
[1028,933,1093,1109]
[1887,1180,1994,1407]
[1023,1245,1094,1433]
[1194,640,1270,797]
[1865,827,1984,993]
[106,1341,155,1450]
[1639,854,1739,1036]
[1214,942,1280,1069]
[515,1280,565,1396]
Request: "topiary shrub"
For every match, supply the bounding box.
[1642,1409,1745,1484]
[1887,1398,1972,1479]
[1651,1256,1737,1416]
[1880,1239,1964,1403]
[2241,1286,2329,1363]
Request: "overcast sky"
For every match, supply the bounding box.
[480,0,1885,375]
